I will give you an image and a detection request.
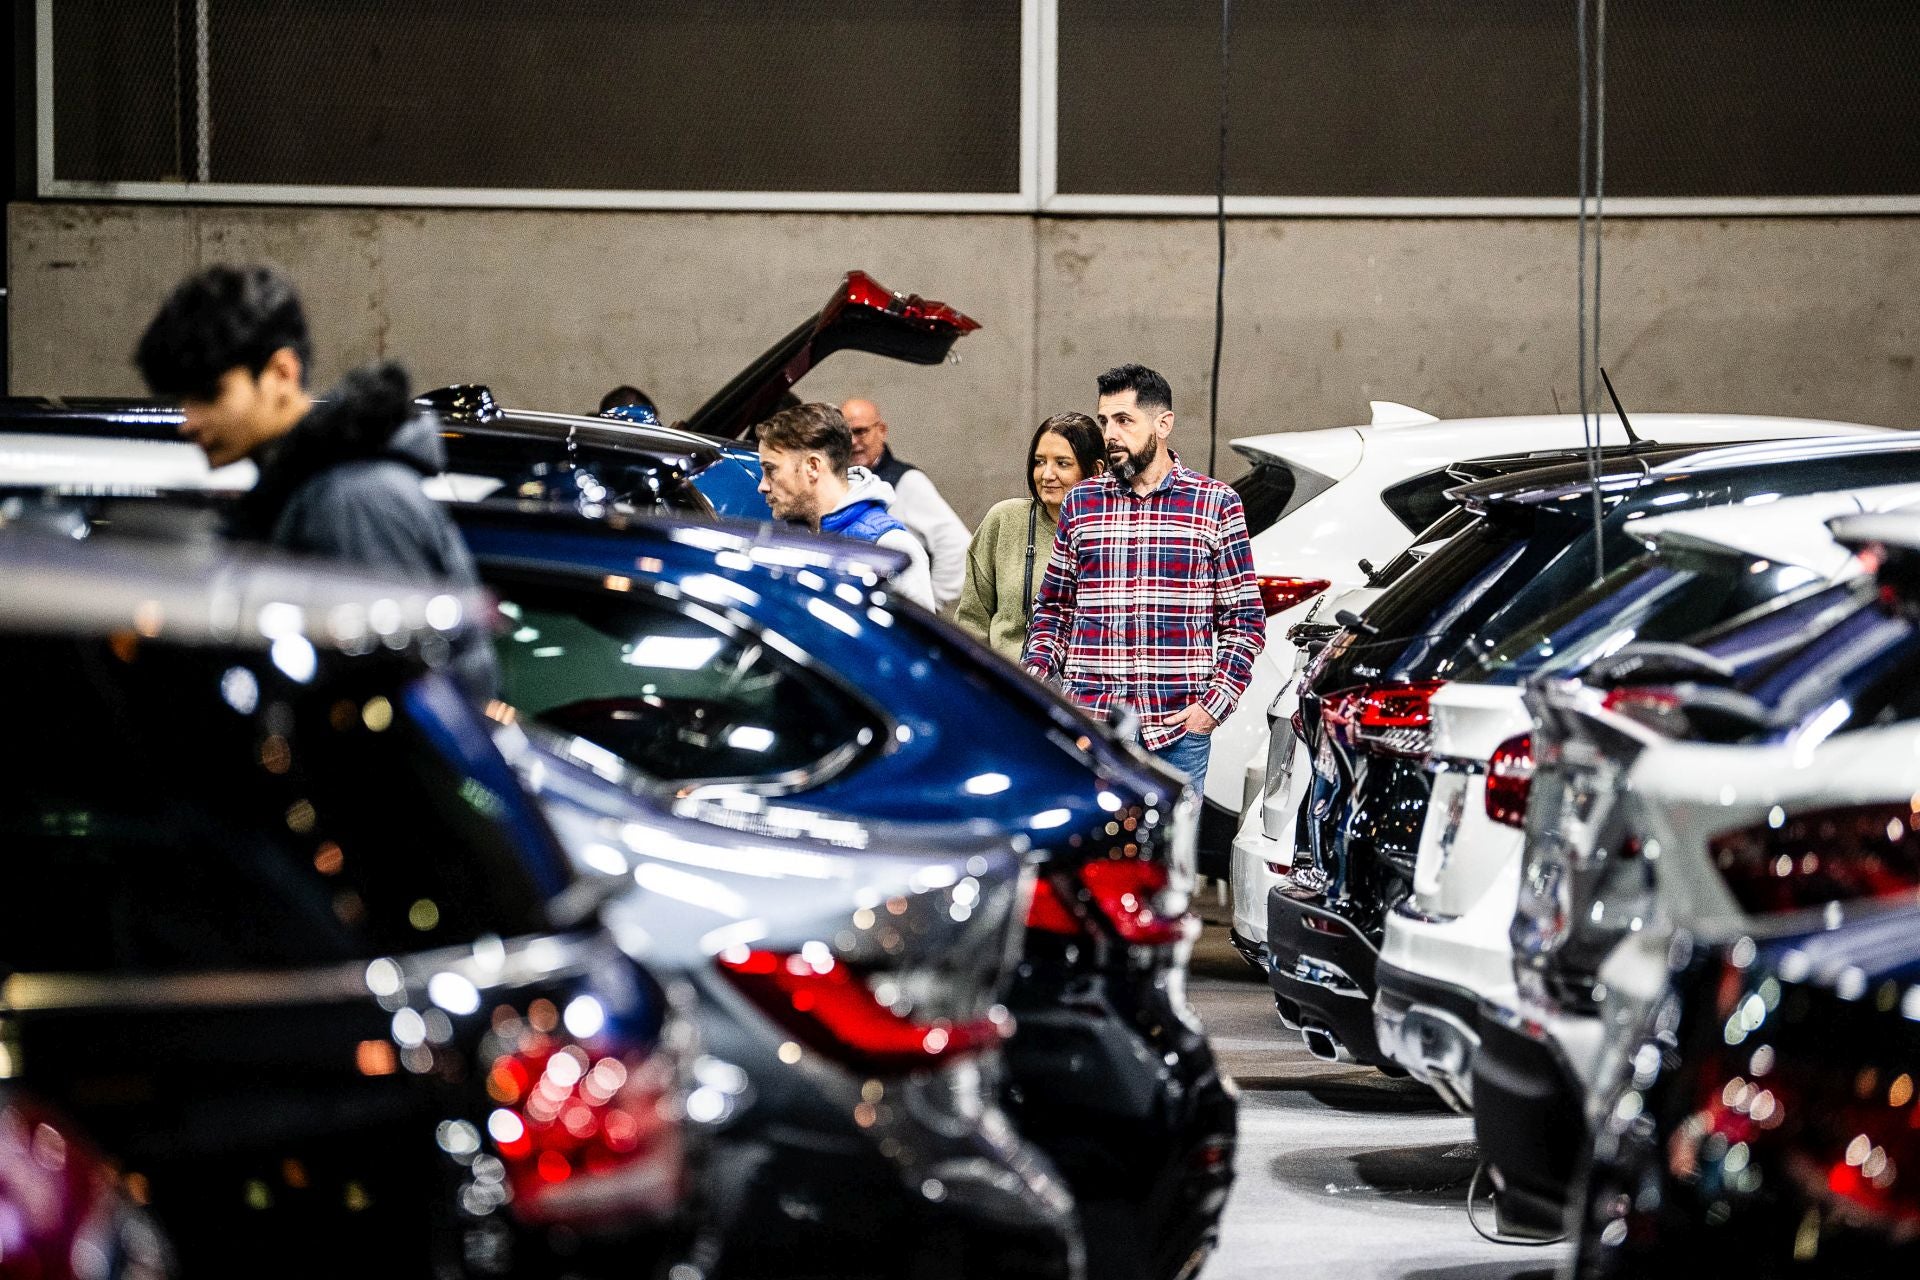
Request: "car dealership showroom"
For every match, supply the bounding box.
[4,2,1920,1278]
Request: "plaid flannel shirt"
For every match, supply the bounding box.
[1022,453,1265,750]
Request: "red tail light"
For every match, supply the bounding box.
[837,271,980,334]
[1025,876,1082,936]
[1484,733,1535,828]
[1256,576,1332,617]
[717,948,1007,1074]
[483,1018,681,1226]
[1081,857,1187,945]
[1670,958,1920,1234]
[1326,680,1447,757]
[1600,685,1691,736]
[1707,802,1920,914]
[1025,860,1190,946]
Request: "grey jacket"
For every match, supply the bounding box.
[229,363,495,698]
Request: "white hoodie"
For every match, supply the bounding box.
[823,467,936,610]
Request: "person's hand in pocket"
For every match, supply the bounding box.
[1175,702,1218,736]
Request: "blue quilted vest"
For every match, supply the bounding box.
[820,499,907,544]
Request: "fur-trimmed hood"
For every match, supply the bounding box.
[229,362,444,538]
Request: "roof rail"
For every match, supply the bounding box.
[1648,434,1920,476]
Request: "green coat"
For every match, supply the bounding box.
[955,497,1058,662]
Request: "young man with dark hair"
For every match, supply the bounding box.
[135,263,494,696]
[755,402,935,609]
[1022,362,1264,790]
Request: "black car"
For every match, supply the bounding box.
[0,530,702,1278]
[0,267,981,523]
[1269,435,1920,1070]
[0,478,1236,1280]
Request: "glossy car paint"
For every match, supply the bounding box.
[1214,409,1888,855]
[1575,905,1920,1276]
[1272,436,1920,1070]
[499,722,1081,1280]
[0,531,700,1278]
[445,507,1234,1280]
[1379,485,1920,1107]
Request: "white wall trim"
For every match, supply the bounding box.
[1037,0,1059,206]
[34,179,1039,214]
[1038,193,1920,218]
[34,0,55,194]
[1019,0,1043,207]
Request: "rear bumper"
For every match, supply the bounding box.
[1227,927,1269,974]
[1228,800,1290,946]
[1264,886,1385,1066]
[1007,978,1236,1280]
[1469,1006,1591,1240]
[1373,959,1481,1112]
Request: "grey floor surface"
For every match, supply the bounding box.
[1189,905,1568,1280]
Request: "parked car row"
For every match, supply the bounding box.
[0,272,1230,1278]
[1231,416,1920,1269]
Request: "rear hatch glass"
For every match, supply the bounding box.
[0,636,568,975]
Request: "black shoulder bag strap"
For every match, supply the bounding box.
[1022,500,1039,615]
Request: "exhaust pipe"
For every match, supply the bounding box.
[1300,1023,1354,1064]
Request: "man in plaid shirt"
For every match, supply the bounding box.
[1023,364,1265,788]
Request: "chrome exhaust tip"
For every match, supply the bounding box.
[1300,1023,1353,1063]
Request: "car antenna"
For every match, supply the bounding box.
[1600,367,1642,447]
[1551,386,1562,415]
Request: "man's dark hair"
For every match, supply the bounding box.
[598,384,655,414]
[756,402,852,476]
[134,264,312,400]
[1096,363,1173,413]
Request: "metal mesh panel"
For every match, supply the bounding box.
[1057,0,1920,198]
[52,0,192,183]
[54,0,1024,193]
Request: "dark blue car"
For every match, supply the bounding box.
[453,504,1236,1280]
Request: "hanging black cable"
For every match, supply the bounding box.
[1207,0,1231,476]
[1575,0,1608,581]
[1590,0,1608,579]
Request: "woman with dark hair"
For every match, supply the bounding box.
[956,412,1105,659]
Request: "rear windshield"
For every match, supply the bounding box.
[1313,514,1529,689]
[1228,461,1333,538]
[1738,600,1920,740]
[0,637,566,975]
[1457,547,1825,686]
[1379,469,1461,535]
[489,568,883,788]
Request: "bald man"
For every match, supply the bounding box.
[841,397,970,610]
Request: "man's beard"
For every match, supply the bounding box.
[1107,434,1158,483]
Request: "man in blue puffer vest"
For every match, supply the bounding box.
[755,402,936,610]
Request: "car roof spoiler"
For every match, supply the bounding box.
[680,270,980,441]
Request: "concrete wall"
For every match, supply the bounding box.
[10,201,1917,525]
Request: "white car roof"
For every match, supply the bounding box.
[1629,482,1920,580]
[1228,410,1891,485]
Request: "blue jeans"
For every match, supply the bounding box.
[1152,730,1213,793]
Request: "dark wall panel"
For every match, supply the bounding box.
[202,0,1022,192]
[51,0,187,184]
[1057,0,1920,198]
